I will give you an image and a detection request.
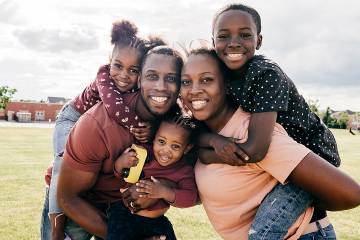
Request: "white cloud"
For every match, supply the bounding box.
[0,0,359,111]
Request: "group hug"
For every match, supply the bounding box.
[40,3,360,240]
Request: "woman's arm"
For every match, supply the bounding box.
[288,152,360,211]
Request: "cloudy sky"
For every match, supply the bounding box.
[1,0,359,111]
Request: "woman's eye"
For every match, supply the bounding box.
[181,79,191,86]
[201,77,212,83]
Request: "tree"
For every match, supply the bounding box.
[307,99,320,115]
[322,107,332,126]
[0,86,17,109]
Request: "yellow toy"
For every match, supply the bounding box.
[123,144,147,183]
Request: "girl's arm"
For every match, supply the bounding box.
[197,112,276,164]
[95,66,153,143]
[288,152,360,211]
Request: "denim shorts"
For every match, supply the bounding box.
[49,103,81,214]
[249,182,313,240]
[299,224,336,240]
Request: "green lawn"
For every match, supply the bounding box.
[0,127,359,239]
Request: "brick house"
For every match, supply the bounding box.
[3,99,65,122]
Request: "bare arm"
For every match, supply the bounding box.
[57,161,107,238]
[288,152,360,211]
[198,147,245,166]
[239,112,277,162]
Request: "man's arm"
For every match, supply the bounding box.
[57,161,107,238]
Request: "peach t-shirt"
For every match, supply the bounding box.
[195,108,313,240]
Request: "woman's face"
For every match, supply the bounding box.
[180,54,226,122]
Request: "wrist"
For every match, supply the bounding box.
[162,186,175,203]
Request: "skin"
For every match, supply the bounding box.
[110,45,141,92]
[57,53,181,239]
[181,53,360,212]
[212,9,277,163]
[135,122,193,203]
[51,45,151,240]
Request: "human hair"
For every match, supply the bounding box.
[212,3,262,35]
[187,46,229,77]
[140,46,184,87]
[111,20,166,60]
[161,112,197,143]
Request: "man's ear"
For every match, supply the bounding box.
[256,34,263,50]
[184,144,194,154]
[137,75,142,89]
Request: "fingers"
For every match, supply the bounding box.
[235,149,250,162]
[136,180,153,195]
[150,176,159,183]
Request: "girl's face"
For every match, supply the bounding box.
[153,122,192,167]
[139,54,179,116]
[180,54,226,122]
[110,46,141,92]
[213,10,262,71]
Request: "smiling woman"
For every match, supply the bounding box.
[180,47,360,240]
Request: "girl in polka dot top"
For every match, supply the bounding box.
[203,3,342,239]
[45,20,164,240]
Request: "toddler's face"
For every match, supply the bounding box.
[213,10,262,71]
[153,122,191,167]
[110,46,141,92]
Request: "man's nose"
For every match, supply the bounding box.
[155,79,166,90]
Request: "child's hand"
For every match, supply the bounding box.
[211,135,249,165]
[130,122,153,143]
[136,177,174,202]
[114,147,139,173]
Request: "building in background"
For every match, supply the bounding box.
[1,97,68,122]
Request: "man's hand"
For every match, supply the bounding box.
[210,135,249,165]
[114,148,138,173]
[130,122,153,143]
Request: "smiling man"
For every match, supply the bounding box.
[56,46,183,239]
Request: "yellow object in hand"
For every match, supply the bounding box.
[124,144,147,183]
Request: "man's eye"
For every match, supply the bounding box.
[146,74,158,80]
[166,75,177,82]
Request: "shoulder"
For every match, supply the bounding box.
[97,64,110,75]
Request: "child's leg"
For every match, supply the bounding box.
[106,201,138,240]
[141,215,176,240]
[48,103,81,237]
[249,182,313,240]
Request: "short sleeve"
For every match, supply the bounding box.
[250,69,289,113]
[63,114,108,173]
[256,124,311,184]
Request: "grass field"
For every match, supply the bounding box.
[0,126,359,239]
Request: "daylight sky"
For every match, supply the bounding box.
[1,0,359,111]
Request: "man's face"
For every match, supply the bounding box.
[139,54,180,116]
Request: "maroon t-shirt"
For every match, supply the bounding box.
[64,94,140,204]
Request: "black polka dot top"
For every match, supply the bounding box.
[227,55,340,167]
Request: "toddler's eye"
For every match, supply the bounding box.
[171,144,181,150]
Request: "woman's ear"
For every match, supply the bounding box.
[256,34,263,50]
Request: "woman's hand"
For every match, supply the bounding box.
[131,122,153,143]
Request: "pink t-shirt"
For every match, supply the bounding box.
[195,108,313,240]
